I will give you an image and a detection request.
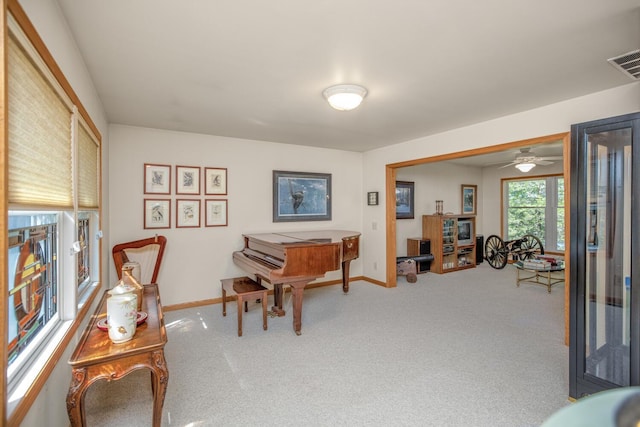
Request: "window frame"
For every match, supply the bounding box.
[2,2,104,425]
[501,173,565,253]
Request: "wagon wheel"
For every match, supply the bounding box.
[518,234,544,260]
[485,235,508,269]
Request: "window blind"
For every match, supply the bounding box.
[7,33,73,208]
[77,121,99,208]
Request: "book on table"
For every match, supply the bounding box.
[522,259,552,270]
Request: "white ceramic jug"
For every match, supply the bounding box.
[107,293,137,343]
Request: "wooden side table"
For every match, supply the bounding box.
[66,284,169,426]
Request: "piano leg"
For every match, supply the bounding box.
[289,281,307,336]
[342,259,353,293]
[271,283,286,317]
[271,283,285,317]
[255,276,285,317]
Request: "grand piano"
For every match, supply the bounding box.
[232,230,360,335]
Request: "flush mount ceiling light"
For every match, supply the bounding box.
[322,84,367,111]
[515,162,536,173]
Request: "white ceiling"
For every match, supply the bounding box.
[55,0,639,153]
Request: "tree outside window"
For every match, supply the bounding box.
[503,176,564,252]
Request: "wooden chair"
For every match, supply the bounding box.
[112,235,167,284]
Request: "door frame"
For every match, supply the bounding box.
[384,131,571,343]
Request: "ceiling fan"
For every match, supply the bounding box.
[497,148,562,172]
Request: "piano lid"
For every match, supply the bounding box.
[243,230,360,245]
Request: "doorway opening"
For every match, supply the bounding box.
[384,131,571,342]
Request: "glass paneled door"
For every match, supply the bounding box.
[570,112,640,398]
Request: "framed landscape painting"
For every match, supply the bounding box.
[395,181,414,219]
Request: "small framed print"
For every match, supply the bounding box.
[176,165,201,195]
[144,199,171,229]
[144,163,171,194]
[461,184,477,215]
[367,191,379,206]
[205,199,228,227]
[205,167,227,195]
[176,199,201,228]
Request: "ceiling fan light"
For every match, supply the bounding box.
[515,162,536,172]
[323,84,367,111]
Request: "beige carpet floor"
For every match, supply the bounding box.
[83,262,570,426]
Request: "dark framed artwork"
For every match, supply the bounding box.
[273,170,331,222]
[176,165,201,195]
[144,163,171,194]
[176,199,201,228]
[395,181,414,219]
[205,167,227,195]
[461,184,477,215]
[367,191,379,206]
[144,199,171,229]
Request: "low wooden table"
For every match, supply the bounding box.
[66,284,169,426]
[514,261,565,293]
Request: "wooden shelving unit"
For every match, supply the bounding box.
[422,214,476,274]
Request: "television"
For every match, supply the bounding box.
[457,219,474,246]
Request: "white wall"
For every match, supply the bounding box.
[362,83,640,282]
[17,1,109,426]
[108,125,364,306]
[395,163,483,256]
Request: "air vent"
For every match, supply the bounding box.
[608,49,640,80]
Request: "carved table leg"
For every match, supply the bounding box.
[151,350,169,427]
[67,367,89,427]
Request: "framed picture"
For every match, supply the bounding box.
[367,191,379,206]
[396,181,414,219]
[144,163,171,194]
[176,165,201,195]
[205,199,228,227]
[273,170,331,222]
[176,199,201,228]
[144,199,171,229]
[461,184,477,215]
[205,167,228,195]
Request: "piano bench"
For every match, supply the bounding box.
[221,276,268,337]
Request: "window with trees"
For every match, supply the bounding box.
[502,175,564,252]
